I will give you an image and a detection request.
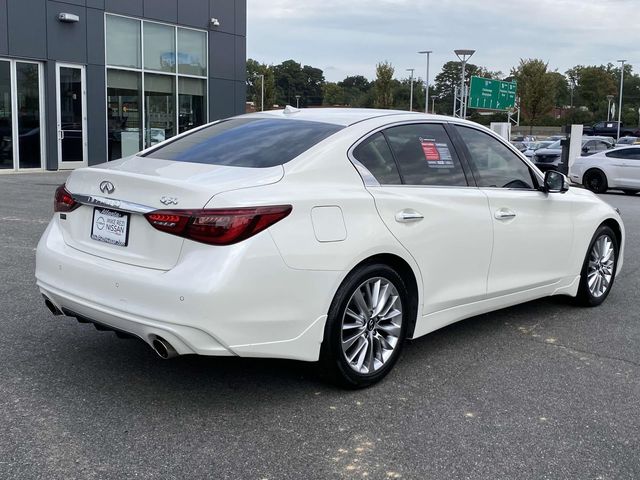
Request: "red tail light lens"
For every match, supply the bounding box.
[54,184,79,212]
[144,205,292,246]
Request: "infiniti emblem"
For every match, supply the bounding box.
[99,181,115,195]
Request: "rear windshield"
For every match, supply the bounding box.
[142,118,343,168]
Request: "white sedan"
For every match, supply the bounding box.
[36,108,625,387]
[571,146,640,195]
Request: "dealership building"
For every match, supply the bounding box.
[0,0,246,171]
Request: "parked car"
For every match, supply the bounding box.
[615,136,640,147]
[546,135,566,142]
[522,140,554,158]
[583,121,640,138]
[532,137,615,172]
[570,145,640,195]
[35,109,625,388]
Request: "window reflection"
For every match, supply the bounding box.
[178,29,207,76]
[145,73,175,146]
[144,22,175,73]
[178,78,206,134]
[107,70,142,160]
[16,63,41,169]
[0,61,11,169]
[106,16,141,69]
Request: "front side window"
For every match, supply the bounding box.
[144,118,343,168]
[606,148,640,160]
[456,126,535,189]
[384,124,467,186]
[352,132,401,185]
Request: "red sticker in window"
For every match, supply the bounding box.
[420,139,441,161]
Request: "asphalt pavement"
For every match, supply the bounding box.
[1,172,639,480]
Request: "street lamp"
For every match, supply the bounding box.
[454,49,475,118]
[295,95,301,109]
[418,51,432,113]
[406,68,415,112]
[617,59,626,141]
[258,74,265,111]
[606,94,614,121]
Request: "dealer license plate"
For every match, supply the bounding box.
[91,207,130,247]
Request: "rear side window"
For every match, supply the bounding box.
[143,118,343,168]
[352,132,402,184]
[606,148,640,160]
[383,124,467,186]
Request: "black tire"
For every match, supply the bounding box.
[623,190,638,196]
[575,225,619,307]
[319,263,410,388]
[583,169,608,194]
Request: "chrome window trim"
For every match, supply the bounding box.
[72,194,155,214]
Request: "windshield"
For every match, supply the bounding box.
[547,140,562,149]
[143,118,344,168]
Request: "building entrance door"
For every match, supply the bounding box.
[56,63,87,170]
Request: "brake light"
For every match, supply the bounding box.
[144,205,292,246]
[54,184,80,212]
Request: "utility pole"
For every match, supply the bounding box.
[406,68,415,111]
[617,59,626,141]
[418,51,432,113]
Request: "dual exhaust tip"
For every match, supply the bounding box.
[43,295,179,360]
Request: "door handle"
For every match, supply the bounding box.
[495,209,516,220]
[395,209,424,223]
[58,130,65,140]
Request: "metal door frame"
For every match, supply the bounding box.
[56,62,88,170]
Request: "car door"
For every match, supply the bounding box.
[607,148,640,188]
[452,125,574,297]
[352,123,492,315]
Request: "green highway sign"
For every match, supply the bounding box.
[468,76,517,111]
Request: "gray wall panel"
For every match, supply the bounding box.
[7,0,47,59]
[86,8,105,65]
[143,0,177,23]
[56,0,86,5]
[46,2,87,64]
[234,80,245,115]
[235,0,245,37]
[209,78,235,120]
[44,62,58,170]
[178,0,209,28]
[104,0,142,16]
[86,0,104,9]
[234,35,245,82]
[209,31,234,81]
[86,64,107,165]
[209,0,234,34]
[0,0,7,55]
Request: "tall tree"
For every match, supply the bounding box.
[338,75,372,107]
[374,61,394,109]
[246,58,276,110]
[511,59,555,132]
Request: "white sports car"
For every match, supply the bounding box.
[570,145,640,195]
[36,108,625,387]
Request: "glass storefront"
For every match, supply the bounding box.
[106,15,208,161]
[0,59,43,170]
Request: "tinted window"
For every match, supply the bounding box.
[144,118,343,168]
[456,126,535,189]
[606,148,640,160]
[352,132,401,184]
[384,124,467,186]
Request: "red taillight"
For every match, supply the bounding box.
[54,184,79,213]
[144,205,292,246]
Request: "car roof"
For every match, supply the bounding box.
[239,107,455,127]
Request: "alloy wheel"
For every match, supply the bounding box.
[340,277,403,374]
[587,234,615,298]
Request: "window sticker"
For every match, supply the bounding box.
[420,137,454,168]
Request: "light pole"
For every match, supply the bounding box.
[606,94,614,121]
[431,96,436,114]
[406,68,415,111]
[454,49,475,118]
[418,51,432,113]
[295,95,301,109]
[617,59,626,141]
[259,74,265,111]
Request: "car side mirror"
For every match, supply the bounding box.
[543,170,569,194]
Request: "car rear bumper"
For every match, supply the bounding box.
[36,219,341,361]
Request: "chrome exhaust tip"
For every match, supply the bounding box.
[43,296,63,316]
[151,337,178,359]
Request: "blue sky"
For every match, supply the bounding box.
[247,0,639,82]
